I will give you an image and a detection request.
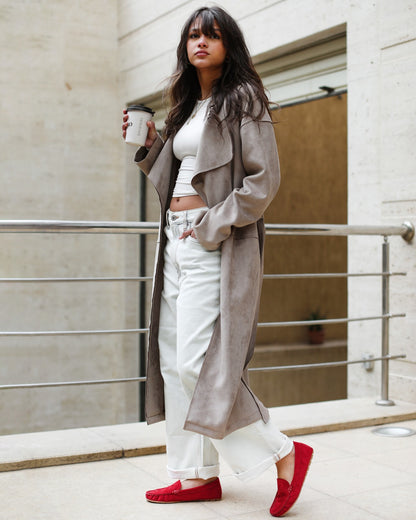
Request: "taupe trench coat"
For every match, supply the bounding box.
[135,102,280,439]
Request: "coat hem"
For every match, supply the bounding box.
[146,413,165,425]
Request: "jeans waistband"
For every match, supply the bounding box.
[166,207,207,227]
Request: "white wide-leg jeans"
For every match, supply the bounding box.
[158,207,293,481]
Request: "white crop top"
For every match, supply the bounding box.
[172,98,210,197]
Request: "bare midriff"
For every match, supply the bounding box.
[169,194,206,212]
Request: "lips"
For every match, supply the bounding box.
[195,51,209,56]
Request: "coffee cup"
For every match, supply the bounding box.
[125,105,155,146]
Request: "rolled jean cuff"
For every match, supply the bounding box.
[167,464,220,480]
[233,437,294,482]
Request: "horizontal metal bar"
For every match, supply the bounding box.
[263,272,406,279]
[0,314,405,336]
[0,273,406,284]
[265,221,414,242]
[258,313,406,328]
[0,376,147,390]
[0,220,159,234]
[0,272,406,285]
[0,354,405,390]
[0,220,413,241]
[248,354,406,372]
[0,328,149,337]
[0,276,153,283]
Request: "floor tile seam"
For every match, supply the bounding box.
[86,428,126,454]
[0,450,125,473]
[334,494,392,520]
[202,500,265,519]
[121,454,185,489]
[311,438,416,461]
[337,478,416,501]
[309,442,416,460]
[356,450,416,478]
[323,495,385,519]
[305,483,346,501]
[309,452,359,468]
[196,502,231,520]
[291,439,358,458]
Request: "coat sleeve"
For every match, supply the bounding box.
[193,116,280,250]
[134,134,164,175]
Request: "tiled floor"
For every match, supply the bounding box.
[1,420,415,520]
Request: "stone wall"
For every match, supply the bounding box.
[0,1,139,433]
[1,0,414,434]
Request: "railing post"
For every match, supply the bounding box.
[376,236,395,406]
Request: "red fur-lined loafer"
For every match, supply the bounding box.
[146,477,222,504]
[270,441,313,517]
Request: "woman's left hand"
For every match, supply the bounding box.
[179,228,196,240]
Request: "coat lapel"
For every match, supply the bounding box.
[149,107,233,204]
[193,109,233,177]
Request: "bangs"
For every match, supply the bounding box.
[190,10,221,39]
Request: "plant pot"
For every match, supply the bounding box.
[308,329,325,345]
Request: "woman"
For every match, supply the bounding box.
[122,6,313,517]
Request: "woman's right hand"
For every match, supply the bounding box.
[122,110,157,149]
[122,109,129,140]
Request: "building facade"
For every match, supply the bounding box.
[0,0,415,433]
[119,0,416,404]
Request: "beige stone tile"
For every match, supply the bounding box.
[269,399,416,436]
[309,455,414,497]
[228,510,280,520]
[231,497,382,519]
[0,427,122,471]
[344,483,416,520]
[364,443,416,477]
[2,400,415,473]
[203,472,275,517]
[291,434,354,463]
[279,497,382,520]
[295,481,330,504]
[125,452,169,482]
[304,422,416,458]
[91,421,166,456]
[0,458,220,520]
[388,419,416,429]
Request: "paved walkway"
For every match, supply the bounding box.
[1,418,415,520]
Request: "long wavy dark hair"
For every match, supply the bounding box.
[164,6,270,139]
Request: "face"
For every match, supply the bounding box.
[186,18,227,73]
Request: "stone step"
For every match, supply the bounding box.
[1,397,415,472]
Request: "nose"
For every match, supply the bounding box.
[197,34,207,46]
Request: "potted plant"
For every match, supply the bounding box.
[307,310,325,344]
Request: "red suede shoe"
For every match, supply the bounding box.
[146,477,222,504]
[270,441,313,517]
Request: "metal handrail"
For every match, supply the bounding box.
[266,221,414,241]
[0,219,414,241]
[0,272,406,283]
[0,313,406,337]
[0,354,406,391]
[0,276,153,283]
[0,219,414,407]
[0,271,407,284]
